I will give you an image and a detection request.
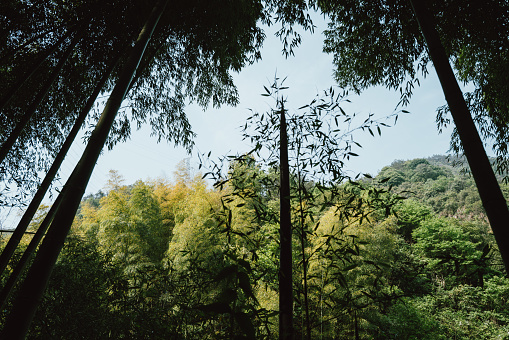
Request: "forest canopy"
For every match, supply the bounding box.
[2,156,508,338]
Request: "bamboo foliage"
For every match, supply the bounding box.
[0,2,169,337]
[0,29,74,112]
[0,32,81,165]
[0,0,279,202]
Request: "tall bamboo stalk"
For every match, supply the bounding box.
[279,100,293,340]
[0,2,168,338]
[0,193,61,312]
[409,0,509,274]
[0,51,121,283]
[0,32,81,165]
[296,168,311,340]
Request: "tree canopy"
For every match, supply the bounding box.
[318,0,509,167]
[2,154,507,338]
[0,0,313,201]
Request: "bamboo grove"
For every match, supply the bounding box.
[1,0,509,338]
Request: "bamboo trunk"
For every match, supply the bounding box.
[0,51,121,283]
[0,2,167,338]
[297,175,311,340]
[279,100,294,340]
[0,194,61,311]
[409,0,509,274]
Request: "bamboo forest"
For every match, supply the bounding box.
[4,154,509,339]
[2,1,509,339]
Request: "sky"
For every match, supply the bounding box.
[62,16,454,196]
[0,14,461,229]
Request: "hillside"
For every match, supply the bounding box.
[373,155,509,220]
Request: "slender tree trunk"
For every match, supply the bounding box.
[279,100,293,340]
[0,2,167,338]
[0,51,120,282]
[0,30,73,112]
[409,0,509,274]
[0,32,81,165]
[299,202,311,340]
[0,194,61,311]
[297,176,311,340]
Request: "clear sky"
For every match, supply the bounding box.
[62,15,455,196]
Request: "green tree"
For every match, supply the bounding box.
[393,199,432,243]
[95,180,166,268]
[164,173,267,339]
[167,177,222,271]
[27,236,127,339]
[377,166,406,187]
[318,0,509,273]
[413,217,493,287]
[370,298,447,340]
[403,278,509,340]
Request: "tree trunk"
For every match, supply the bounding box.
[0,2,167,338]
[0,32,81,165]
[409,0,509,274]
[0,194,61,311]
[0,50,121,283]
[295,142,311,340]
[297,176,311,340]
[279,100,294,340]
[0,29,73,112]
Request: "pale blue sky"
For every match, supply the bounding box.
[63,16,455,195]
[0,15,458,229]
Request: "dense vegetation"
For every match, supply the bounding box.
[1,156,507,339]
[2,1,509,337]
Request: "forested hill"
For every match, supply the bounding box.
[372,155,509,219]
[3,157,509,339]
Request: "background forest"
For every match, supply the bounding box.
[2,155,508,339]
